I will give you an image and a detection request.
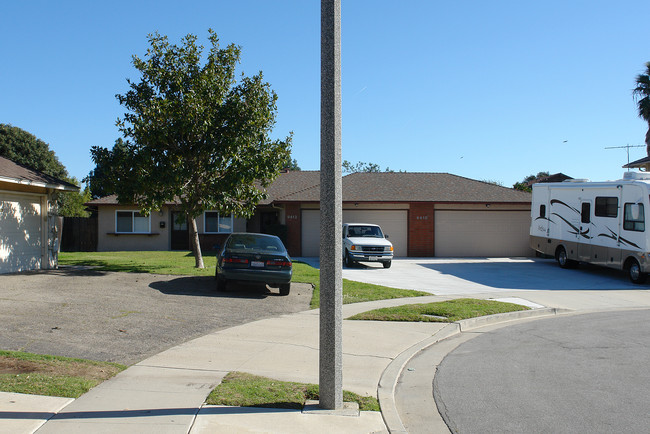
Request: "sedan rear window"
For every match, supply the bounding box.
[227,235,285,252]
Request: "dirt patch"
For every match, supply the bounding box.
[0,356,122,380]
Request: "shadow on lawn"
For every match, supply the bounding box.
[149,276,284,299]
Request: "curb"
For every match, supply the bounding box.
[377,307,572,433]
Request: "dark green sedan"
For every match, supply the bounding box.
[215,233,293,295]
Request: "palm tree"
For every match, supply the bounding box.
[633,62,650,156]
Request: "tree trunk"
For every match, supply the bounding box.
[646,126,650,157]
[188,217,205,269]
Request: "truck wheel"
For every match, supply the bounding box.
[628,260,647,284]
[279,283,291,295]
[345,251,355,268]
[556,246,576,269]
[382,260,392,269]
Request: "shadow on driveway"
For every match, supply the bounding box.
[149,277,286,299]
[416,258,643,291]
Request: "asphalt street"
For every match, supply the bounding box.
[0,267,312,365]
[419,309,650,433]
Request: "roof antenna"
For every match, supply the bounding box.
[604,144,644,170]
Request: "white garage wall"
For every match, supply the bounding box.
[434,210,532,257]
[0,192,43,273]
[301,209,408,257]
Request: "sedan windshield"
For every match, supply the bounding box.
[226,235,285,252]
[347,226,384,238]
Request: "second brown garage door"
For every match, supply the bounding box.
[434,210,532,257]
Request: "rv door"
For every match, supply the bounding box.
[577,201,593,262]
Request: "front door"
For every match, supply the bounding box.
[170,212,189,250]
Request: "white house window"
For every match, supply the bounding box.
[204,212,233,233]
[116,211,150,233]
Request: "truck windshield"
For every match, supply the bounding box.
[348,226,384,238]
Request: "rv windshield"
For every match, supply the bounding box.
[347,225,384,238]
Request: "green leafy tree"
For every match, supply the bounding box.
[513,171,550,192]
[57,178,92,217]
[95,30,291,268]
[342,160,398,174]
[0,124,86,216]
[282,156,301,171]
[633,61,650,155]
[85,138,130,198]
[0,124,68,180]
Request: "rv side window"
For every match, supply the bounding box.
[581,203,590,224]
[539,205,546,218]
[624,203,645,232]
[595,197,618,218]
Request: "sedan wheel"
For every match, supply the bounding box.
[279,283,290,296]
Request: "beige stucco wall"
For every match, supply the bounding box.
[96,206,248,251]
[434,203,530,211]
[97,205,170,251]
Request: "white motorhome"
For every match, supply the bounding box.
[530,172,650,283]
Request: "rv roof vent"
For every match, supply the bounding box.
[623,171,650,181]
[563,179,590,183]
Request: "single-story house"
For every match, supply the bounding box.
[90,171,533,257]
[87,195,247,252]
[0,156,79,273]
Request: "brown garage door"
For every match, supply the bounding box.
[301,209,408,257]
[434,210,532,257]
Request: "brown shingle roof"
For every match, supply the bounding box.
[258,170,321,204]
[275,172,531,203]
[86,171,322,206]
[88,171,531,206]
[0,156,78,191]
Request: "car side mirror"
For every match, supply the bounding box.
[385,234,389,239]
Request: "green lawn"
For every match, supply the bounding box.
[59,251,217,276]
[0,351,125,398]
[347,298,530,322]
[206,371,379,411]
[59,252,430,308]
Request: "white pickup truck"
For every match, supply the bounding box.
[342,223,394,268]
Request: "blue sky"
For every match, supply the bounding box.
[1,1,649,187]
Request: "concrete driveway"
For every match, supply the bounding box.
[296,257,644,295]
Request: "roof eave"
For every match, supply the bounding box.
[0,175,80,192]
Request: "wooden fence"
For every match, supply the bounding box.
[61,216,98,252]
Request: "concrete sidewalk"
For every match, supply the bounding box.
[3,289,650,433]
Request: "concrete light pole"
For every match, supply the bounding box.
[319,0,343,410]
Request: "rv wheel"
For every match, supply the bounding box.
[556,246,576,269]
[556,247,569,268]
[628,260,647,284]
